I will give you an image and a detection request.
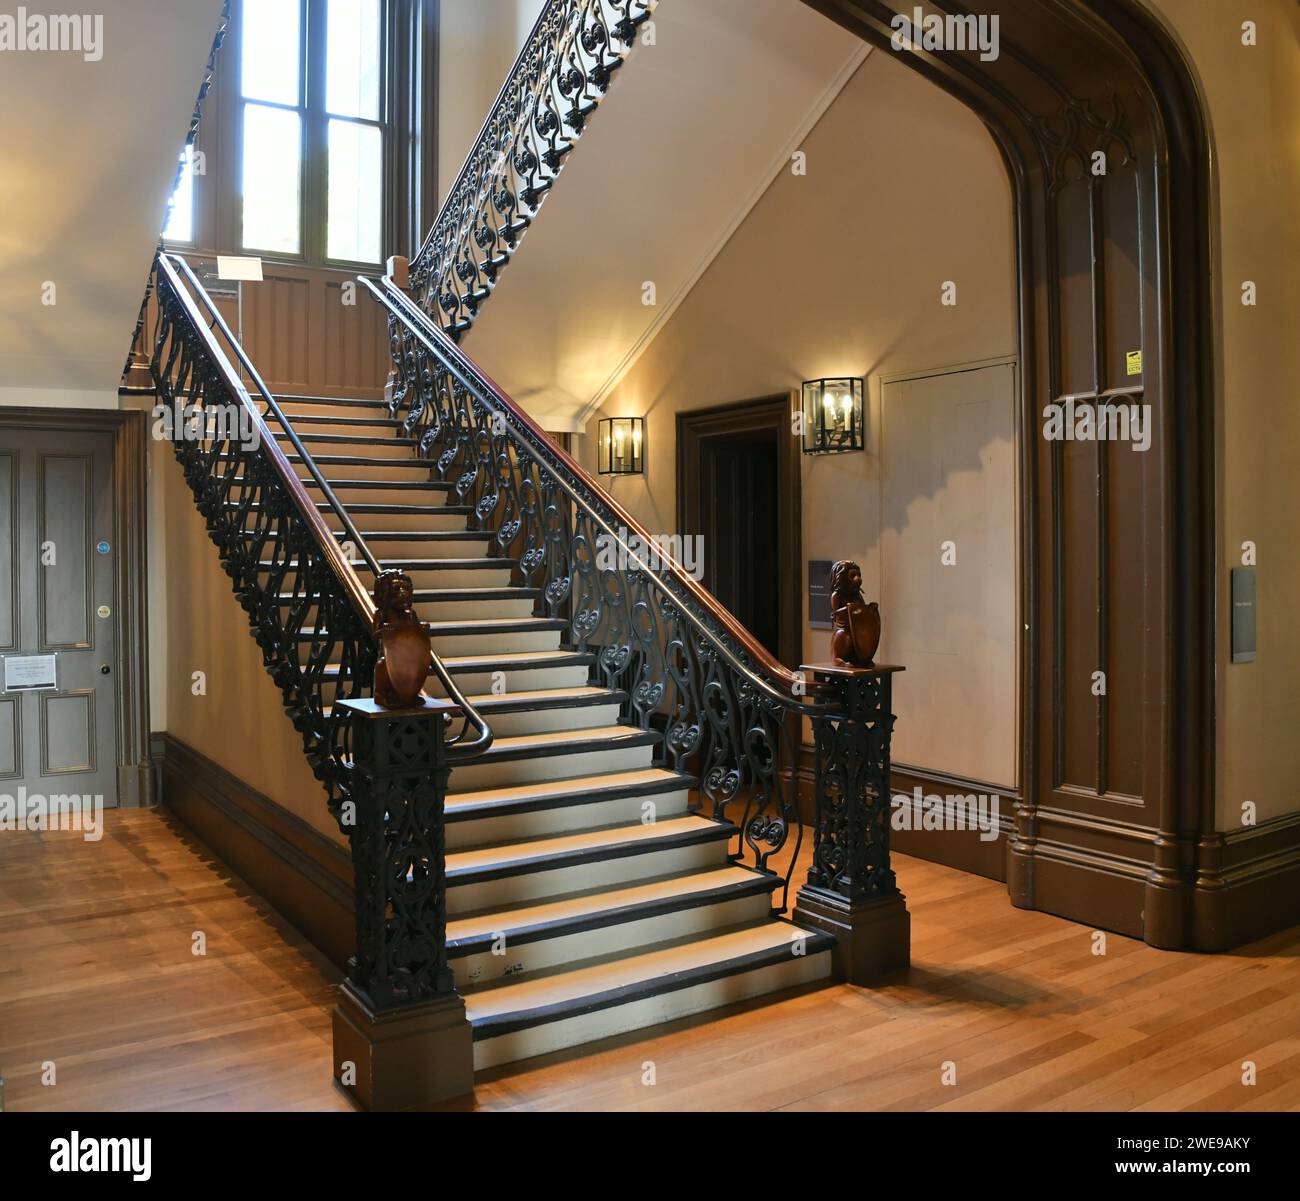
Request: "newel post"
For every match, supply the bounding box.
[794,663,911,984]
[383,256,411,409]
[331,697,474,1110]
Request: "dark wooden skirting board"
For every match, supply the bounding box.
[795,749,1012,881]
[153,733,354,970]
[1195,813,1300,952]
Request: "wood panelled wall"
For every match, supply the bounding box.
[134,254,390,400]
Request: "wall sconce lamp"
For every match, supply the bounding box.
[801,377,865,455]
[598,416,645,475]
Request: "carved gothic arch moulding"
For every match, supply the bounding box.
[799,0,1217,948]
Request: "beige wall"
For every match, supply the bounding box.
[1143,0,1300,827]
[583,50,1019,771]
[159,448,342,844]
[438,0,546,206]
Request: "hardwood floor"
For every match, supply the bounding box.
[2,810,1297,1112]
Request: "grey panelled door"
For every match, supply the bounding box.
[0,427,119,808]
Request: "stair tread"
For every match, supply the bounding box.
[465,921,829,1031]
[442,650,592,669]
[447,814,726,880]
[289,433,418,445]
[447,865,772,948]
[453,685,621,711]
[469,724,657,759]
[446,765,687,810]
[275,395,388,407]
[427,616,565,630]
[274,415,405,428]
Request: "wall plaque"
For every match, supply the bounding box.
[1231,567,1257,663]
[4,654,58,692]
[809,560,834,630]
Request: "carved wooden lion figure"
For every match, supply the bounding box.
[372,570,431,709]
[829,559,881,668]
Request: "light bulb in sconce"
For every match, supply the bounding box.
[801,377,865,455]
[598,416,645,475]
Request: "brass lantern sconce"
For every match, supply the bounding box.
[598,417,645,476]
[801,377,865,455]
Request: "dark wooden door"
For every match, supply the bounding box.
[678,396,802,669]
[700,434,780,657]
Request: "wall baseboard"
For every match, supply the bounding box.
[1193,813,1300,951]
[796,749,1012,881]
[154,733,353,970]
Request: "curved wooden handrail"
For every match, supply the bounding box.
[367,276,833,707]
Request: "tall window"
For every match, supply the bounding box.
[165,0,390,265]
[241,0,386,264]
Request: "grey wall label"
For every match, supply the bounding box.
[1231,567,1256,664]
[808,560,833,630]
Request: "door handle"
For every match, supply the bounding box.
[100,665,111,675]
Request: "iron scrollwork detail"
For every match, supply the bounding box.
[806,672,897,902]
[408,0,656,338]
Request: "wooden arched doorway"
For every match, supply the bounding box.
[800,0,1217,948]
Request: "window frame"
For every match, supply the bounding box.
[162,0,438,273]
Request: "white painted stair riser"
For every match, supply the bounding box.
[432,663,591,694]
[312,461,434,482]
[420,596,540,622]
[326,510,469,534]
[446,837,730,915]
[429,626,562,656]
[448,739,654,790]
[277,400,391,421]
[470,951,832,1071]
[283,436,420,462]
[463,702,623,740]
[324,485,453,507]
[444,785,691,848]
[453,890,776,989]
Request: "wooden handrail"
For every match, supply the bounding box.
[368,276,831,706]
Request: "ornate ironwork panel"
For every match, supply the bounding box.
[408,0,656,337]
[806,672,898,902]
[341,702,454,1010]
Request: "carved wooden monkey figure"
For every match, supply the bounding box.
[372,570,431,709]
[829,559,881,668]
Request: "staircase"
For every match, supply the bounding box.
[268,391,835,1070]
[142,0,905,1108]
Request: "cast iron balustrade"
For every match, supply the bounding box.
[364,275,904,913]
[148,252,489,1012]
[409,0,656,337]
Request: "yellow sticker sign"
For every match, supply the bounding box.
[1126,350,1143,376]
